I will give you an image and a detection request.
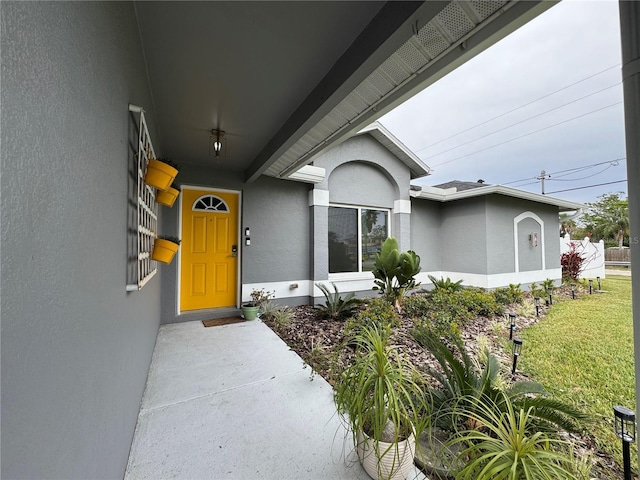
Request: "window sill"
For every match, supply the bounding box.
[328,272,374,282]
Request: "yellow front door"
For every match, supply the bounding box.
[180,189,239,311]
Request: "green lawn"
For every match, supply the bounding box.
[520,276,635,471]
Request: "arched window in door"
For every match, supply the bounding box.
[192,195,229,212]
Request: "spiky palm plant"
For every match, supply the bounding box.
[315,282,360,319]
[413,328,589,434]
[428,275,464,293]
[449,392,580,480]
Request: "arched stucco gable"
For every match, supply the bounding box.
[314,135,411,200]
[328,160,399,207]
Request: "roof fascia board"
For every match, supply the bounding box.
[358,122,431,177]
[413,184,584,211]
[361,0,560,123]
[244,1,447,183]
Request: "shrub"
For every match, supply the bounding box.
[459,288,504,317]
[561,242,586,281]
[344,297,399,338]
[541,278,556,292]
[493,283,524,305]
[315,282,360,320]
[404,292,471,341]
[529,281,546,299]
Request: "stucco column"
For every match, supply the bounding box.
[619,0,640,466]
[310,188,330,284]
[393,199,412,252]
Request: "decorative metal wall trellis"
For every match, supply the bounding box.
[126,104,158,291]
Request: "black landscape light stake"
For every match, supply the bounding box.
[509,313,516,340]
[547,287,553,305]
[570,283,576,299]
[614,405,636,480]
[597,276,601,291]
[511,338,523,375]
[534,297,540,317]
[589,279,593,294]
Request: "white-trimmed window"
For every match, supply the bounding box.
[328,205,389,273]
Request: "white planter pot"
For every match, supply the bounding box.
[356,430,416,480]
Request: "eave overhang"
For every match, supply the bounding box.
[245,0,558,183]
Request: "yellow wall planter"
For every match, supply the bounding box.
[144,159,178,191]
[151,238,180,264]
[156,187,180,207]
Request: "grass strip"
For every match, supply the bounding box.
[520,276,635,470]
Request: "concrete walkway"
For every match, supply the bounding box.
[125,319,427,480]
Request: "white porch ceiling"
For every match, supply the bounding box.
[134,1,558,183]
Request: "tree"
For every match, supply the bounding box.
[579,192,629,248]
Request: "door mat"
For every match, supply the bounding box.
[202,316,245,328]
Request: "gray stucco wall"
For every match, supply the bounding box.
[159,166,311,323]
[2,3,162,478]
[242,176,311,283]
[410,199,442,271]
[440,198,489,274]
[484,195,560,274]
[311,134,412,282]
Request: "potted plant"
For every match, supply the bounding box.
[144,158,179,191]
[151,235,180,264]
[241,288,274,321]
[334,324,430,480]
[156,182,180,207]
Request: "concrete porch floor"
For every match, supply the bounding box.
[125,319,428,479]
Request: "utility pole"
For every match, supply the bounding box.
[537,170,549,194]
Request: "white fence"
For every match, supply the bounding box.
[560,234,605,279]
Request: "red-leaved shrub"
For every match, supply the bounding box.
[561,242,585,281]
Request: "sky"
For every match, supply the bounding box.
[380,0,627,205]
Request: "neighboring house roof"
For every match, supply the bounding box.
[432,180,489,191]
[411,182,585,212]
[357,122,431,179]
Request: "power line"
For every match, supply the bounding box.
[420,83,620,160]
[548,165,613,182]
[547,158,624,177]
[430,102,622,167]
[413,63,621,153]
[499,158,625,187]
[545,180,627,195]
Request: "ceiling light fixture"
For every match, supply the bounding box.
[209,129,226,159]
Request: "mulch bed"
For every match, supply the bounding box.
[261,285,625,479]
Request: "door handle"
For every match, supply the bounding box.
[231,245,238,257]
